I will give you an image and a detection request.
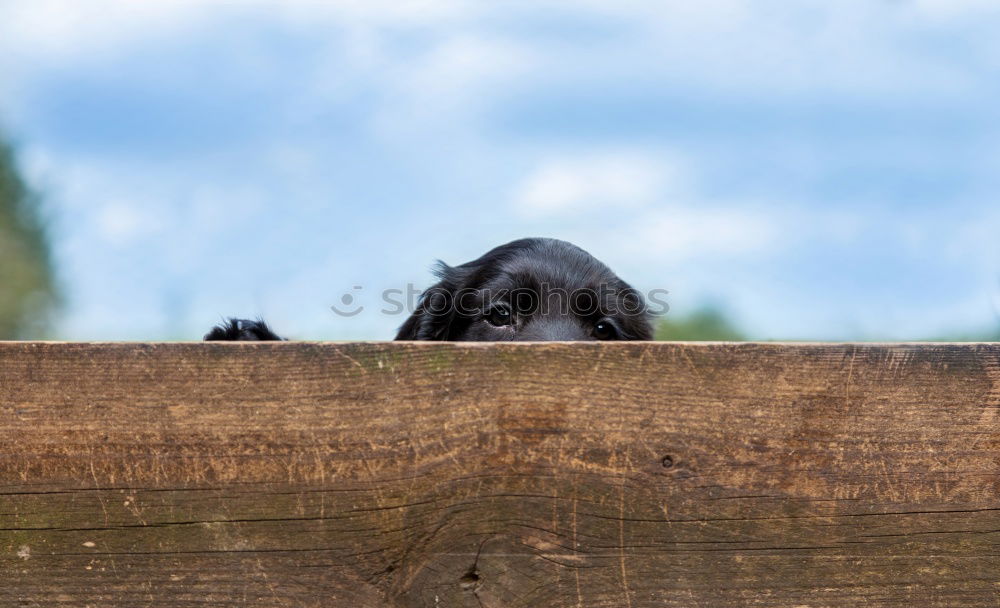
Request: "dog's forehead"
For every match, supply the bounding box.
[493,249,616,291]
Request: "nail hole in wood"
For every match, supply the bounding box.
[459,570,479,591]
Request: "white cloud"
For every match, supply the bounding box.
[372,34,539,137]
[95,202,150,246]
[0,0,471,58]
[912,0,1000,18]
[509,148,781,262]
[620,205,780,259]
[512,151,684,218]
[2,0,993,130]
[0,0,208,59]
[0,0,466,49]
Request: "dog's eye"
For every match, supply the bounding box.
[486,305,512,327]
[593,319,618,340]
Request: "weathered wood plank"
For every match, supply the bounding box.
[1,342,999,607]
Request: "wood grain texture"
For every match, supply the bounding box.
[1,342,999,607]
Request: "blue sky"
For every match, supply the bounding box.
[1,0,999,340]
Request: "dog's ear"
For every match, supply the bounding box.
[620,310,654,340]
[614,284,655,340]
[394,285,453,340]
[395,262,470,341]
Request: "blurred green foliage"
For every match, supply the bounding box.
[655,306,746,341]
[925,328,1000,342]
[655,306,1000,342]
[0,136,57,338]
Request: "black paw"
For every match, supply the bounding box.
[204,318,284,341]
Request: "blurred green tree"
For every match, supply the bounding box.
[655,306,745,341]
[0,136,57,338]
[925,327,1000,342]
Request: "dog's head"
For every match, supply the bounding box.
[395,238,653,341]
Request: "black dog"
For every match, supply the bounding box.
[206,238,652,341]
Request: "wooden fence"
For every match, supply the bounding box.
[2,342,999,607]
